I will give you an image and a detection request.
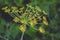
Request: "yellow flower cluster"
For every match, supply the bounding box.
[43,16,48,25]
[2,6,10,13]
[19,25,26,32]
[2,6,24,13]
[39,26,45,33]
[29,19,37,27]
[2,4,48,33]
[13,17,19,23]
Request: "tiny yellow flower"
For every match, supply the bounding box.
[19,7,24,13]
[43,16,47,21]
[33,19,37,24]
[35,6,41,12]
[29,21,34,27]
[42,10,47,15]
[32,16,35,19]
[30,7,34,9]
[4,9,10,13]
[34,14,37,17]
[19,7,24,10]
[19,25,26,32]
[43,20,48,26]
[19,16,24,18]
[36,13,39,16]
[32,10,35,13]
[29,15,32,17]
[20,19,27,24]
[15,10,19,13]
[29,17,33,20]
[39,26,45,33]
[11,7,18,12]
[2,6,8,10]
[43,16,48,25]
[29,19,37,27]
[22,13,26,17]
[27,4,34,9]
[26,10,30,13]
[37,16,41,19]
[13,17,19,23]
[11,6,17,10]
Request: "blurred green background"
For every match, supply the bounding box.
[0,0,60,40]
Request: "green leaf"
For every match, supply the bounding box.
[9,23,20,38]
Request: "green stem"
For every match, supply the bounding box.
[8,12,16,18]
[32,27,38,31]
[14,12,20,17]
[20,32,24,40]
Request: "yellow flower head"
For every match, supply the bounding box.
[1,5,48,33]
[19,25,26,32]
[39,26,45,33]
